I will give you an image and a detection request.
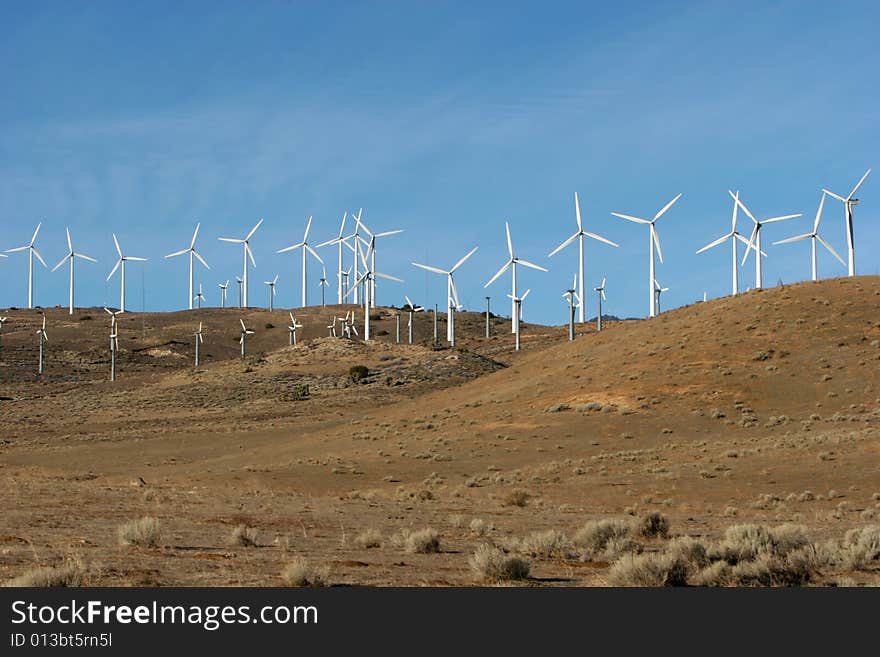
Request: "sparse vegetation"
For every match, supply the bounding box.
[394,528,440,554]
[282,558,329,587]
[118,517,160,548]
[573,519,637,561]
[503,490,530,508]
[230,524,259,547]
[354,529,382,549]
[6,564,85,587]
[469,545,530,582]
[349,365,370,383]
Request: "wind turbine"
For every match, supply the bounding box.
[823,169,871,277]
[235,277,243,308]
[594,277,607,332]
[104,307,121,381]
[277,216,324,308]
[36,314,47,375]
[327,316,338,337]
[0,316,6,358]
[611,193,681,318]
[288,313,302,346]
[548,192,618,323]
[412,246,478,345]
[165,223,210,310]
[774,192,845,281]
[653,279,669,314]
[562,274,580,341]
[193,283,206,309]
[346,240,403,340]
[239,319,254,357]
[218,219,263,308]
[51,227,97,315]
[264,275,278,311]
[316,212,356,304]
[6,222,47,309]
[507,289,530,351]
[319,267,329,307]
[106,234,147,313]
[356,216,403,308]
[404,295,424,344]
[484,222,547,334]
[695,191,758,296]
[340,267,351,302]
[193,322,203,367]
[735,191,801,289]
[218,280,229,308]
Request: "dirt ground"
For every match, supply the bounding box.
[1,277,879,586]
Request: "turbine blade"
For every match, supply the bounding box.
[125,256,147,262]
[66,227,72,252]
[813,192,826,233]
[772,233,811,245]
[574,191,582,231]
[277,243,303,253]
[107,259,121,281]
[730,190,740,231]
[516,259,549,272]
[450,246,478,272]
[218,237,244,243]
[741,226,758,266]
[375,229,403,238]
[306,244,324,263]
[651,225,663,263]
[652,193,682,221]
[113,233,122,257]
[822,189,846,202]
[76,253,97,263]
[583,231,619,247]
[246,218,263,241]
[303,215,313,243]
[696,234,730,254]
[412,262,447,275]
[31,222,42,246]
[762,213,801,224]
[166,248,190,258]
[32,248,48,268]
[484,260,511,287]
[191,222,201,248]
[610,212,650,224]
[847,169,871,200]
[246,243,256,268]
[374,272,403,283]
[816,234,846,266]
[730,192,757,224]
[51,254,70,271]
[5,246,29,253]
[548,232,579,257]
[505,222,513,258]
[193,250,210,269]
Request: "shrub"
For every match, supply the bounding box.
[118,517,160,548]
[633,511,669,538]
[396,528,440,554]
[354,529,382,549]
[5,564,85,587]
[573,519,636,561]
[282,558,329,587]
[608,551,689,587]
[515,530,570,558]
[265,323,275,329]
[469,545,530,582]
[503,490,530,508]
[839,526,880,570]
[230,524,259,547]
[78,315,93,321]
[349,365,369,383]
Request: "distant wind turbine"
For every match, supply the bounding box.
[277,216,324,308]
[548,192,618,323]
[218,219,263,308]
[316,212,356,304]
[695,191,758,296]
[611,193,681,318]
[594,277,607,332]
[218,280,229,308]
[823,169,871,277]
[165,223,210,310]
[51,227,97,315]
[106,234,147,313]
[264,275,278,311]
[5,222,47,309]
[774,192,845,281]
[412,246,478,345]
[484,222,547,334]
[734,192,801,289]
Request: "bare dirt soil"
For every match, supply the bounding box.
[1,277,879,586]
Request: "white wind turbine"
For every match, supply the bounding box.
[218,219,263,308]
[562,274,580,341]
[695,191,758,296]
[594,276,607,332]
[277,216,324,308]
[51,227,97,315]
[735,191,801,289]
[218,280,229,308]
[235,276,243,308]
[484,222,547,334]
[193,283,206,309]
[774,192,845,281]
[106,234,147,313]
[507,289,530,351]
[36,314,47,375]
[316,212,356,304]
[264,275,278,311]
[356,215,403,308]
[0,316,7,358]
[345,240,403,340]
[548,192,618,323]
[823,169,871,277]
[104,307,121,381]
[319,266,329,307]
[653,279,669,314]
[239,319,254,357]
[404,295,424,344]
[412,246,478,345]
[288,313,302,346]
[193,321,203,368]
[6,222,47,309]
[611,193,681,318]
[165,223,210,310]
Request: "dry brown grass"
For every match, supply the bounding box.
[354,529,383,549]
[230,524,259,547]
[469,545,531,583]
[5,564,85,587]
[282,558,330,587]
[118,517,161,548]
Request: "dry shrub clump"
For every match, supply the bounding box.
[504,490,531,508]
[282,558,329,587]
[230,524,259,547]
[573,519,639,562]
[839,526,880,570]
[354,529,383,549]
[6,564,85,588]
[394,528,441,554]
[469,545,531,583]
[514,530,570,558]
[118,517,161,548]
[609,551,690,587]
[633,511,669,538]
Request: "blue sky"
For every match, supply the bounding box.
[1,1,877,321]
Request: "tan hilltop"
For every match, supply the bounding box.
[1,276,879,586]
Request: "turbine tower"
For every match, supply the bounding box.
[5,222,47,309]
[611,193,681,318]
[51,227,97,315]
[774,192,845,281]
[355,215,403,308]
[316,212,356,304]
[277,216,324,308]
[548,192,618,323]
[594,277,606,332]
[264,275,278,311]
[218,280,229,308]
[165,223,210,310]
[653,279,669,314]
[218,219,263,308]
[735,191,801,289]
[106,234,147,313]
[823,169,871,277]
[319,267,329,306]
[695,191,757,296]
[193,283,206,309]
[484,222,547,333]
[346,239,403,340]
[412,247,478,345]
